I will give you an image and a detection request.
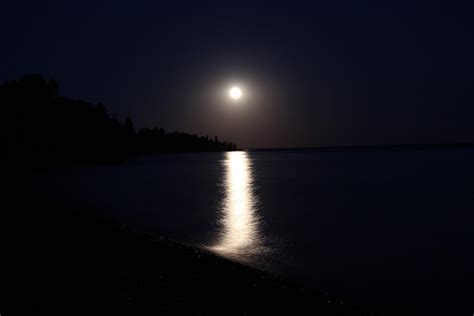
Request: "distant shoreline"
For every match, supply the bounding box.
[247,143,474,153]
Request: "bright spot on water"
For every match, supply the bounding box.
[207,151,267,263]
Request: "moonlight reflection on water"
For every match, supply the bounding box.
[208,151,268,263]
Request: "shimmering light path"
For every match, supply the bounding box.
[208,151,266,262]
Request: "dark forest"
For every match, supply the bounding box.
[1,74,237,167]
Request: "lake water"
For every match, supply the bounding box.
[33,149,474,314]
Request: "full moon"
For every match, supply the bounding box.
[229,87,242,99]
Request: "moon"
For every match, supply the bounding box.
[229,87,242,99]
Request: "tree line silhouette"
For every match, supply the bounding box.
[1,74,237,166]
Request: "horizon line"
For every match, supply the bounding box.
[243,142,474,152]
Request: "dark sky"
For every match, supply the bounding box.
[1,0,473,148]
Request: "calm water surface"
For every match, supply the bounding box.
[33,149,474,313]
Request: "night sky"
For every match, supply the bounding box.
[1,0,473,148]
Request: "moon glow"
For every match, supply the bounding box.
[229,87,242,99]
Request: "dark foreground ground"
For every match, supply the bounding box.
[2,170,380,315]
